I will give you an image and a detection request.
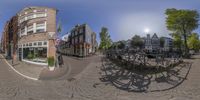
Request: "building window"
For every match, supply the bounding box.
[75,31,78,36]
[36,29,45,33]
[21,27,25,35]
[34,42,37,46]
[36,9,46,13]
[36,22,45,33]
[79,28,83,33]
[20,17,25,23]
[27,14,34,20]
[36,13,46,18]
[75,37,78,44]
[79,35,83,42]
[43,41,47,45]
[27,25,33,34]
[29,43,32,47]
[38,42,42,46]
[71,31,74,37]
[72,39,75,45]
[86,34,91,43]
[23,47,47,63]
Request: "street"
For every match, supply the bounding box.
[0,54,200,100]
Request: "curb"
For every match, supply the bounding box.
[0,54,38,81]
[51,58,71,80]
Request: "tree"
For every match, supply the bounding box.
[117,40,126,49]
[131,35,144,49]
[172,33,182,51]
[99,27,112,50]
[160,37,165,48]
[165,8,199,56]
[57,20,62,34]
[187,33,200,51]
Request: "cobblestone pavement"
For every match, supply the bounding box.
[0,54,200,100]
[101,56,192,92]
[6,59,44,79]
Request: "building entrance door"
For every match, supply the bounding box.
[18,48,22,61]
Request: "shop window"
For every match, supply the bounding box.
[23,47,47,63]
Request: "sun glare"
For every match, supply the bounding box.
[144,28,150,33]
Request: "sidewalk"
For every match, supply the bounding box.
[7,59,44,80]
[4,56,69,80]
[39,64,69,80]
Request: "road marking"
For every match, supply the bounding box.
[0,54,38,81]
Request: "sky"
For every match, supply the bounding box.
[0,0,200,43]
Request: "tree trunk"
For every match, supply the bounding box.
[183,33,189,57]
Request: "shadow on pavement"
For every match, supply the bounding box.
[100,56,192,92]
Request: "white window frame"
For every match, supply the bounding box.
[27,24,34,33]
[36,13,46,18]
[36,22,46,33]
[27,14,34,20]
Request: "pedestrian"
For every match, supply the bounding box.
[60,53,63,66]
[58,53,64,67]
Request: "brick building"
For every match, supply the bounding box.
[59,24,98,57]
[1,22,9,55]
[17,6,57,65]
[1,15,18,59]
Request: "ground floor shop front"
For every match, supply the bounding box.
[60,43,96,57]
[18,41,49,65]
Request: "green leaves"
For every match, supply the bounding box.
[57,20,62,33]
[48,56,55,67]
[131,35,144,49]
[99,27,112,50]
[166,8,199,55]
[187,33,200,51]
[166,8,199,34]
[172,33,182,49]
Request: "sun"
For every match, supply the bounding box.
[144,28,150,33]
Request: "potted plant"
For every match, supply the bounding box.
[27,52,33,60]
[48,56,55,71]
